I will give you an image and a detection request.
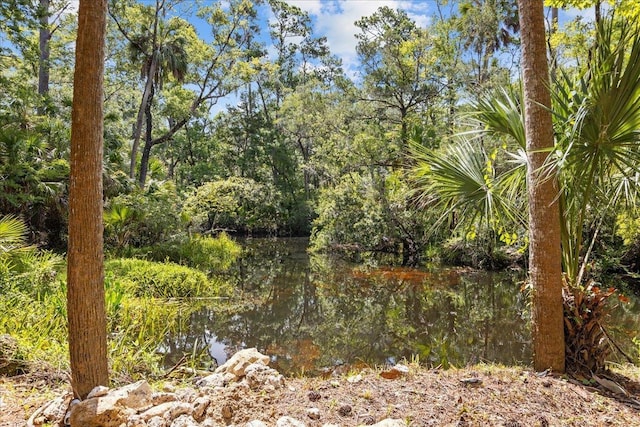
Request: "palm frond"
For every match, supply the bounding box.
[411,138,524,233]
[466,86,526,149]
[0,215,28,255]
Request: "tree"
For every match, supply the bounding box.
[457,0,519,86]
[110,0,258,188]
[518,0,565,372]
[109,0,188,181]
[355,7,440,156]
[67,0,109,399]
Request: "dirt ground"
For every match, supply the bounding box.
[2,364,640,426]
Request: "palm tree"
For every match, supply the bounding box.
[67,0,109,399]
[0,216,28,257]
[111,1,188,184]
[413,16,640,373]
[517,0,565,373]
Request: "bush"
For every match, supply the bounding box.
[183,177,282,235]
[106,258,227,298]
[311,171,428,264]
[136,233,241,273]
[104,181,184,250]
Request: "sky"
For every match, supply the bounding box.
[285,0,435,68]
[61,0,595,75]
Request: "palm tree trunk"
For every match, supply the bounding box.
[138,83,155,187]
[67,0,109,399]
[129,59,157,179]
[518,0,565,373]
[37,0,50,115]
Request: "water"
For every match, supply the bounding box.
[161,237,639,375]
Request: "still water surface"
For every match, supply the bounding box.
[161,238,639,375]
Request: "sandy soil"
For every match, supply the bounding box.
[2,365,640,426]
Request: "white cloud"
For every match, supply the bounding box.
[287,0,433,75]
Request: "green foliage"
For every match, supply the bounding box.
[134,233,241,273]
[616,211,640,246]
[105,182,184,249]
[312,171,428,262]
[550,18,640,285]
[183,177,283,235]
[105,258,227,298]
[0,216,64,296]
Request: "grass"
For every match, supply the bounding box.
[0,233,240,382]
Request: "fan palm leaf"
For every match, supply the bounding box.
[0,215,28,255]
[550,18,640,284]
[411,137,524,234]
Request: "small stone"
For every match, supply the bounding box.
[346,374,362,383]
[152,392,178,405]
[192,397,210,422]
[337,405,352,417]
[307,391,321,402]
[276,416,307,427]
[170,414,200,427]
[215,348,270,378]
[196,373,226,388]
[147,416,166,427]
[163,383,176,393]
[360,415,376,425]
[87,386,110,398]
[176,388,198,403]
[138,402,192,422]
[221,403,234,419]
[246,421,268,427]
[307,408,321,420]
[459,377,482,386]
[371,419,406,427]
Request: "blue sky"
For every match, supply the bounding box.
[63,0,596,75]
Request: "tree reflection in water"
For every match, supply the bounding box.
[160,238,639,375]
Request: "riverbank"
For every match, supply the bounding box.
[2,358,640,426]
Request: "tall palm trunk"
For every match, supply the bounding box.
[130,58,157,179]
[518,0,565,373]
[67,0,109,399]
[37,0,50,115]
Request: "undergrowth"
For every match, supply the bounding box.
[0,217,239,381]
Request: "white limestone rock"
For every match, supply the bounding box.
[244,363,285,390]
[215,348,270,378]
[371,419,407,427]
[70,381,152,427]
[276,416,307,427]
[170,414,200,427]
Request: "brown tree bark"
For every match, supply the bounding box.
[518,0,565,373]
[67,0,110,399]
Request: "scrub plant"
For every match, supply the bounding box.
[411,17,640,373]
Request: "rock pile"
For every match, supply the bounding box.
[27,348,406,427]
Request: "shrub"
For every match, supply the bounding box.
[104,181,184,249]
[311,171,428,264]
[106,258,228,298]
[137,233,241,273]
[183,177,282,235]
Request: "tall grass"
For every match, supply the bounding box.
[0,219,239,380]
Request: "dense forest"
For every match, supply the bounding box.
[2,0,640,389]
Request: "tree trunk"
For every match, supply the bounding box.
[129,59,157,179]
[518,0,565,373]
[37,0,50,115]
[138,83,155,187]
[67,0,109,399]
